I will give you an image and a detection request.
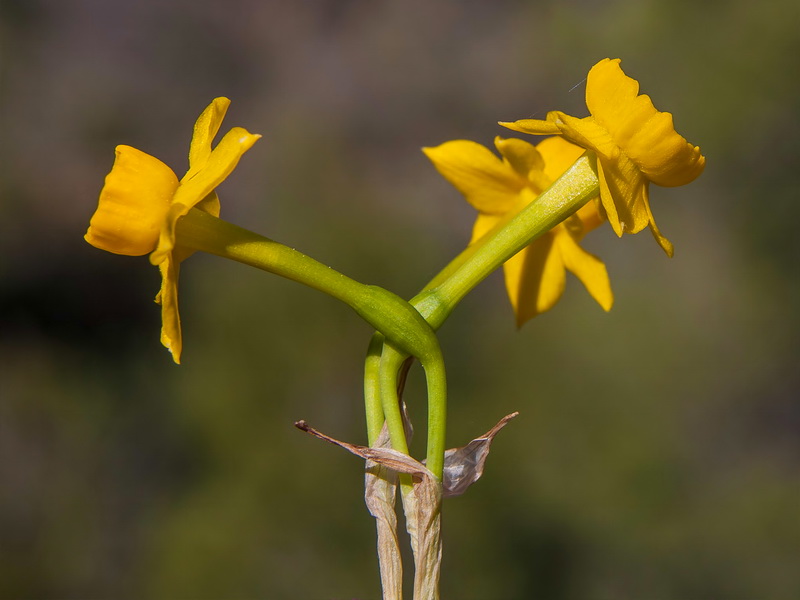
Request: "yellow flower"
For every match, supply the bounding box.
[501,58,705,257]
[85,98,261,363]
[424,136,612,326]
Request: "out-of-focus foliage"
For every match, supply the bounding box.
[1,0,798,598]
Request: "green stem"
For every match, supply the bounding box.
[365,334,386,446]
[378,345,411,456]
[421,347,447,479]
[176,208,440,365]
[178,208,356,303]
[377,347,413,503]
[376,340,447,480]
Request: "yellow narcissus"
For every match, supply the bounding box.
[424,135,612,326]
[501,58,705,257]
[85,98,260,363]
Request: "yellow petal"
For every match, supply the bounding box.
[548,112,619,162]
[156,256,183,364]
[499,117,561,136]
[596,155,650,237]
[504,111,617,163]
[574,199,605,235]
[535,136,586,183]
[503,234,566,326]
[556,231,613,311]
[176,127,261,210]
[642,185,674,257]
[85,145,179,256]
[187,97,230,174]
[151,127,261,265]
[585,58,705,187]
[172,191,221,264]
[585,59,640,137]
[423,140,525,215]
[493,137,544,180]
[596,163,621,236]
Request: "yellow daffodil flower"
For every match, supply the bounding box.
[501,58,705,257]
[424,136,612,326]
[85,98,261,363]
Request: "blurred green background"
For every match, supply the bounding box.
[2,0,799,598]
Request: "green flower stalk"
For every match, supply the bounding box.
[176,209,443,363]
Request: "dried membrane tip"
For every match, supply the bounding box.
[294,420,433,478]
[441,411,519,498]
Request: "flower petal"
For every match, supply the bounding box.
[176,127,261,211]
[549,112,619,162]
[585,59,640,137]
[155,254,183,364]
[172,191,221,264]
[493,137,544,180]
[642,185,674,257]
[535,136,586,183]
[596,155,650,237]
[573,199,605,234]
[85,145,179,256]
[187,97,230,174]
[502,112,618,164]
[556,231,613,311]
[423,140,526,215]
[586,58,705,186]
[503,233,566,326]
[595,163,621,236]
[499,117,561,136]
[151,127,260,265]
